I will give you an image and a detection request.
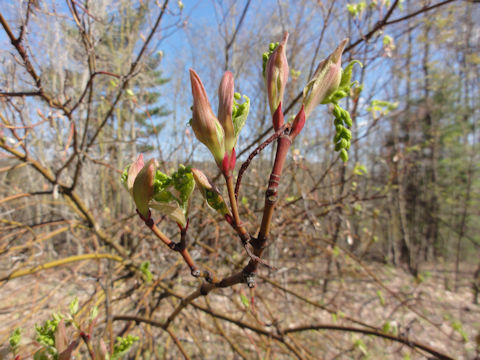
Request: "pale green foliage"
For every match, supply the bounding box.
[354,338,368,356]
[232,92,250,138]
[262,42,279,77]
[451,321,468,342]
[347,2,366,17]
[120,166,129,188]
[149,165,195,226]
[332,246,340,257]
[9,328,21,355]
[35,314,62,357]
[382,321,398,335]
[30,302,138,359]
[90,306,99,320]
[140,261,153,282]
[376,290,385,306]
[204,186,230,216]
[171,165,195,205]
[69,297,79,316]
[353,163,368,176]
[324,60,362,105]
[240,294,250,308]
[290,68,301,78]
[383,35,394,46]
[324,60,362,162]
[367,99,398,119]
[112,335,140,359]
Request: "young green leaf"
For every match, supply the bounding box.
[90,306,99,320]
[150,165,195,226]
[240,294,250,308]
[232,94,250,138]
[191,168,230,216]
[339,60,362,91]
[377,290,385,306]
[140,261,153,283]
[112,335,139,359]
[69,297,79,316]
[9,328,21,354]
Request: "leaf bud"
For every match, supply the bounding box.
[265,32,289,115]
[191,168,230,216]
[190,69,225,166]
[341,128,352,140]
[303,39,348,118]
[343,111,353,127]
[133,159,157,218]
[218,71,235,153]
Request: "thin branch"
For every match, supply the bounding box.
[0,11,69,112]
[0,139,130,257]
[283,324,453,360]
[0,253,125,283]
[224,0,252,70]
[0,91,41,97]
[383,0,459,26]
[165,327,191,360]
[114,287,454,360]
[86,0,170,149]
[235,123,290,198]
[239,0,456,158]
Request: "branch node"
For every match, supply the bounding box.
[243,271,256,288]
[205,271,213,283]
[191,268,201,278]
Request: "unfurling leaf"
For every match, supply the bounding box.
[232,93,250,138]
[140,261,153,283]
[69,297,79,316]
[9,328,21,354]
[112,335,139,359]
[240,294,250,308]
[191,168,230,216]
[149,165,195,227]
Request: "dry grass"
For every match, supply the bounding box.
[1,255,478,359]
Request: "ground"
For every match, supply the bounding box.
[0,259,479,359]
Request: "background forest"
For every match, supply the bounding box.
[0,0,479,359]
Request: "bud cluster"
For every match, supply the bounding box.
[118,31,364,293]
[318,59,362,162]
[262,42,279,77]
[264,32,289,115]
[333,104,353,162]
[232,92,250,135]
[122,34,362,241]
[121,157,195,227]
[191,168,230,217]
[189,69,249,176]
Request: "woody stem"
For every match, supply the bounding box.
[225,174,250,244]
[246,134,292,272]
[138,211,199,275]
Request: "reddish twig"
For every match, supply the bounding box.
[235,123,290,199]
[136,210,202,277]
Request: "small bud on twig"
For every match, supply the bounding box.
[265,32,289,116]
[133,159,157,218]
[190,69,225,166]
[303,39,348,118]
[218,71,235,153]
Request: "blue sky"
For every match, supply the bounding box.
[0,0,442,164]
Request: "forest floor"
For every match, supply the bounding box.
[0,258,478,359]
